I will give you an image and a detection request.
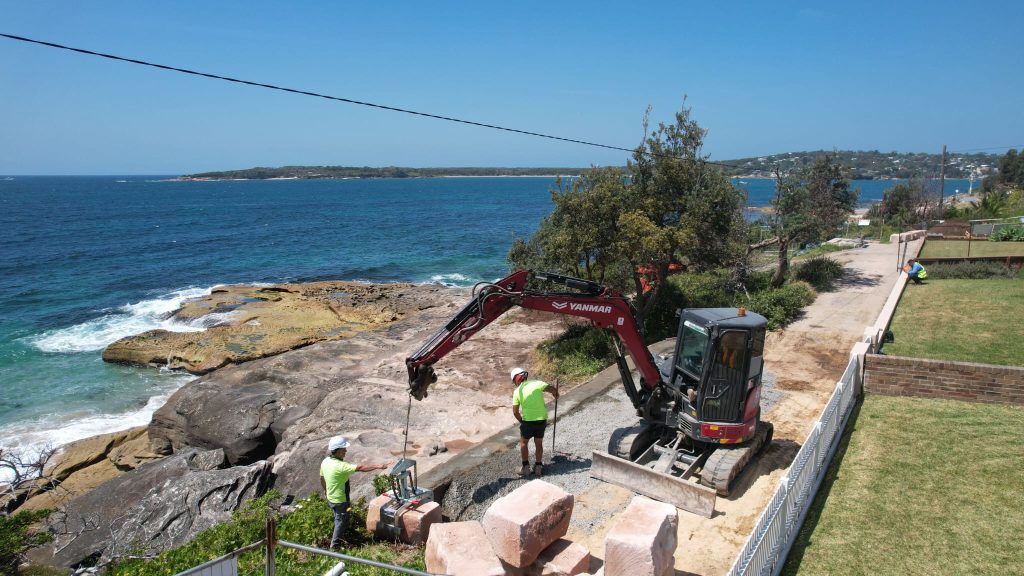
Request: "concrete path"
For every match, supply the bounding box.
[422,239,921,575]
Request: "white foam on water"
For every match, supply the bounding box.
[28,287,213,353]
[429,273,474,287]
[0,371,195,483]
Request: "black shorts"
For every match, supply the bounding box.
[520,420,547,439]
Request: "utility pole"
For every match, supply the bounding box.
[938,144,947,210]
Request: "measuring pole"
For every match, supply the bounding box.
[550,378,559,461]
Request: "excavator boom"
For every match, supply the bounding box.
[406,270,661,402]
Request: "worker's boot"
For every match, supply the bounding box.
[533,463,543,477]
[519,462,530,476]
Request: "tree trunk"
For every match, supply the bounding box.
[772,237,789,288]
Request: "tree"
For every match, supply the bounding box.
[509,103,747,332]
[770,154,858,287]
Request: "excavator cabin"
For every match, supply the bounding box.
[669,308,767,445]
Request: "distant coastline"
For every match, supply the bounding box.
[180,150,1000,181]
[178,167,591,181]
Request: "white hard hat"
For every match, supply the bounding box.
[328,436,350,452]
[510,367,527,382]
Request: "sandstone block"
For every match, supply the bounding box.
[482,479,574,568]
[529,538,590,576]
[366,494,440,545]
[365,494,392,535]
[604,496,678,576]
[398,500,441,545]
[425,521,504,576]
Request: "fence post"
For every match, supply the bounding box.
[266,517,277,576]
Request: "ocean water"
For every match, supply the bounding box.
[0,175,974,461]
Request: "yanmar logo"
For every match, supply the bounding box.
[551,301,612,314]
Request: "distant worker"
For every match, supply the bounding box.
[320,436,389,549]
[903,258,928,285]
[510,367,559,477]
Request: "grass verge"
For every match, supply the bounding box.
[919,240,1024,258]
[884,278,1024,366]
[783,395,1024,575]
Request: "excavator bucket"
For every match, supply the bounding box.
[590,450,717,518]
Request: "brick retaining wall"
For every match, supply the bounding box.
[864,354,1024,405]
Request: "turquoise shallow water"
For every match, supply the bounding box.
[0,175,973,459]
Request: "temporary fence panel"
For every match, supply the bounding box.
[173,554,238,576]
[728,344,863,576]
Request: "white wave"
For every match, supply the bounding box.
[0,372,194,483]
[29,287,212,353]
[429,273,475,287]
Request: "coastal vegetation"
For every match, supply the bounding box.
[1,508,52,575]
[108,492,424,576]
[510,105,855,379]
[769,154,858,287]
[782,395,1024,576]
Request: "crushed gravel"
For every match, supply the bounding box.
[440,369,780,532]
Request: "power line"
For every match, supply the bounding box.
[0,32,756,171]
[4,32,736,167]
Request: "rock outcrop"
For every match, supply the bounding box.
[32,448,270,568]
[33,281,571,570]
[102,282,424,374]
[147,283,567,503]
[16,427,162,513]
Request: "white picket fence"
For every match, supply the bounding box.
[727,346,865,576]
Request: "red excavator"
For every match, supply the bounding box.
[405,270,772,517]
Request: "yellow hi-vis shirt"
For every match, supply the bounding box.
[320,456,357,504]
[513,379,549,422]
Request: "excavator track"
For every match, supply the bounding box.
[700,421,773,496]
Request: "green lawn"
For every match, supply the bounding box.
[919,240,1024,258]
[885,278,1024,366]
[783,395,1024,576]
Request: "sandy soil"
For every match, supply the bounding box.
[559,239,915,575]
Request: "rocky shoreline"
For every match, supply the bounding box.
[19,280,570,568]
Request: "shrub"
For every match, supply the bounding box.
[989,224,1024,242]
[794,256,845,291]
[667,269,734,309]
[371,475,392,496]
[537,324,615,379]
[745,281,816,329]
[642,270,737,342]
[0,509,53,575]
[926,261,1021,279]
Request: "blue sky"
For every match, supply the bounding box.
[2,1,1022,174]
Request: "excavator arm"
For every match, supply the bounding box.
[405,270,662,405]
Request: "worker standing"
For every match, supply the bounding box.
[904,258,928,285]
[319,436,389,549]
[510,367,559,477]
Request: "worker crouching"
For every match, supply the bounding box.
[510,367,559,477]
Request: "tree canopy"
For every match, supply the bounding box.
[770,154,858,286]
[508,104,747,329]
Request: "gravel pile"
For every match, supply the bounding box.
[440,369,780,532]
